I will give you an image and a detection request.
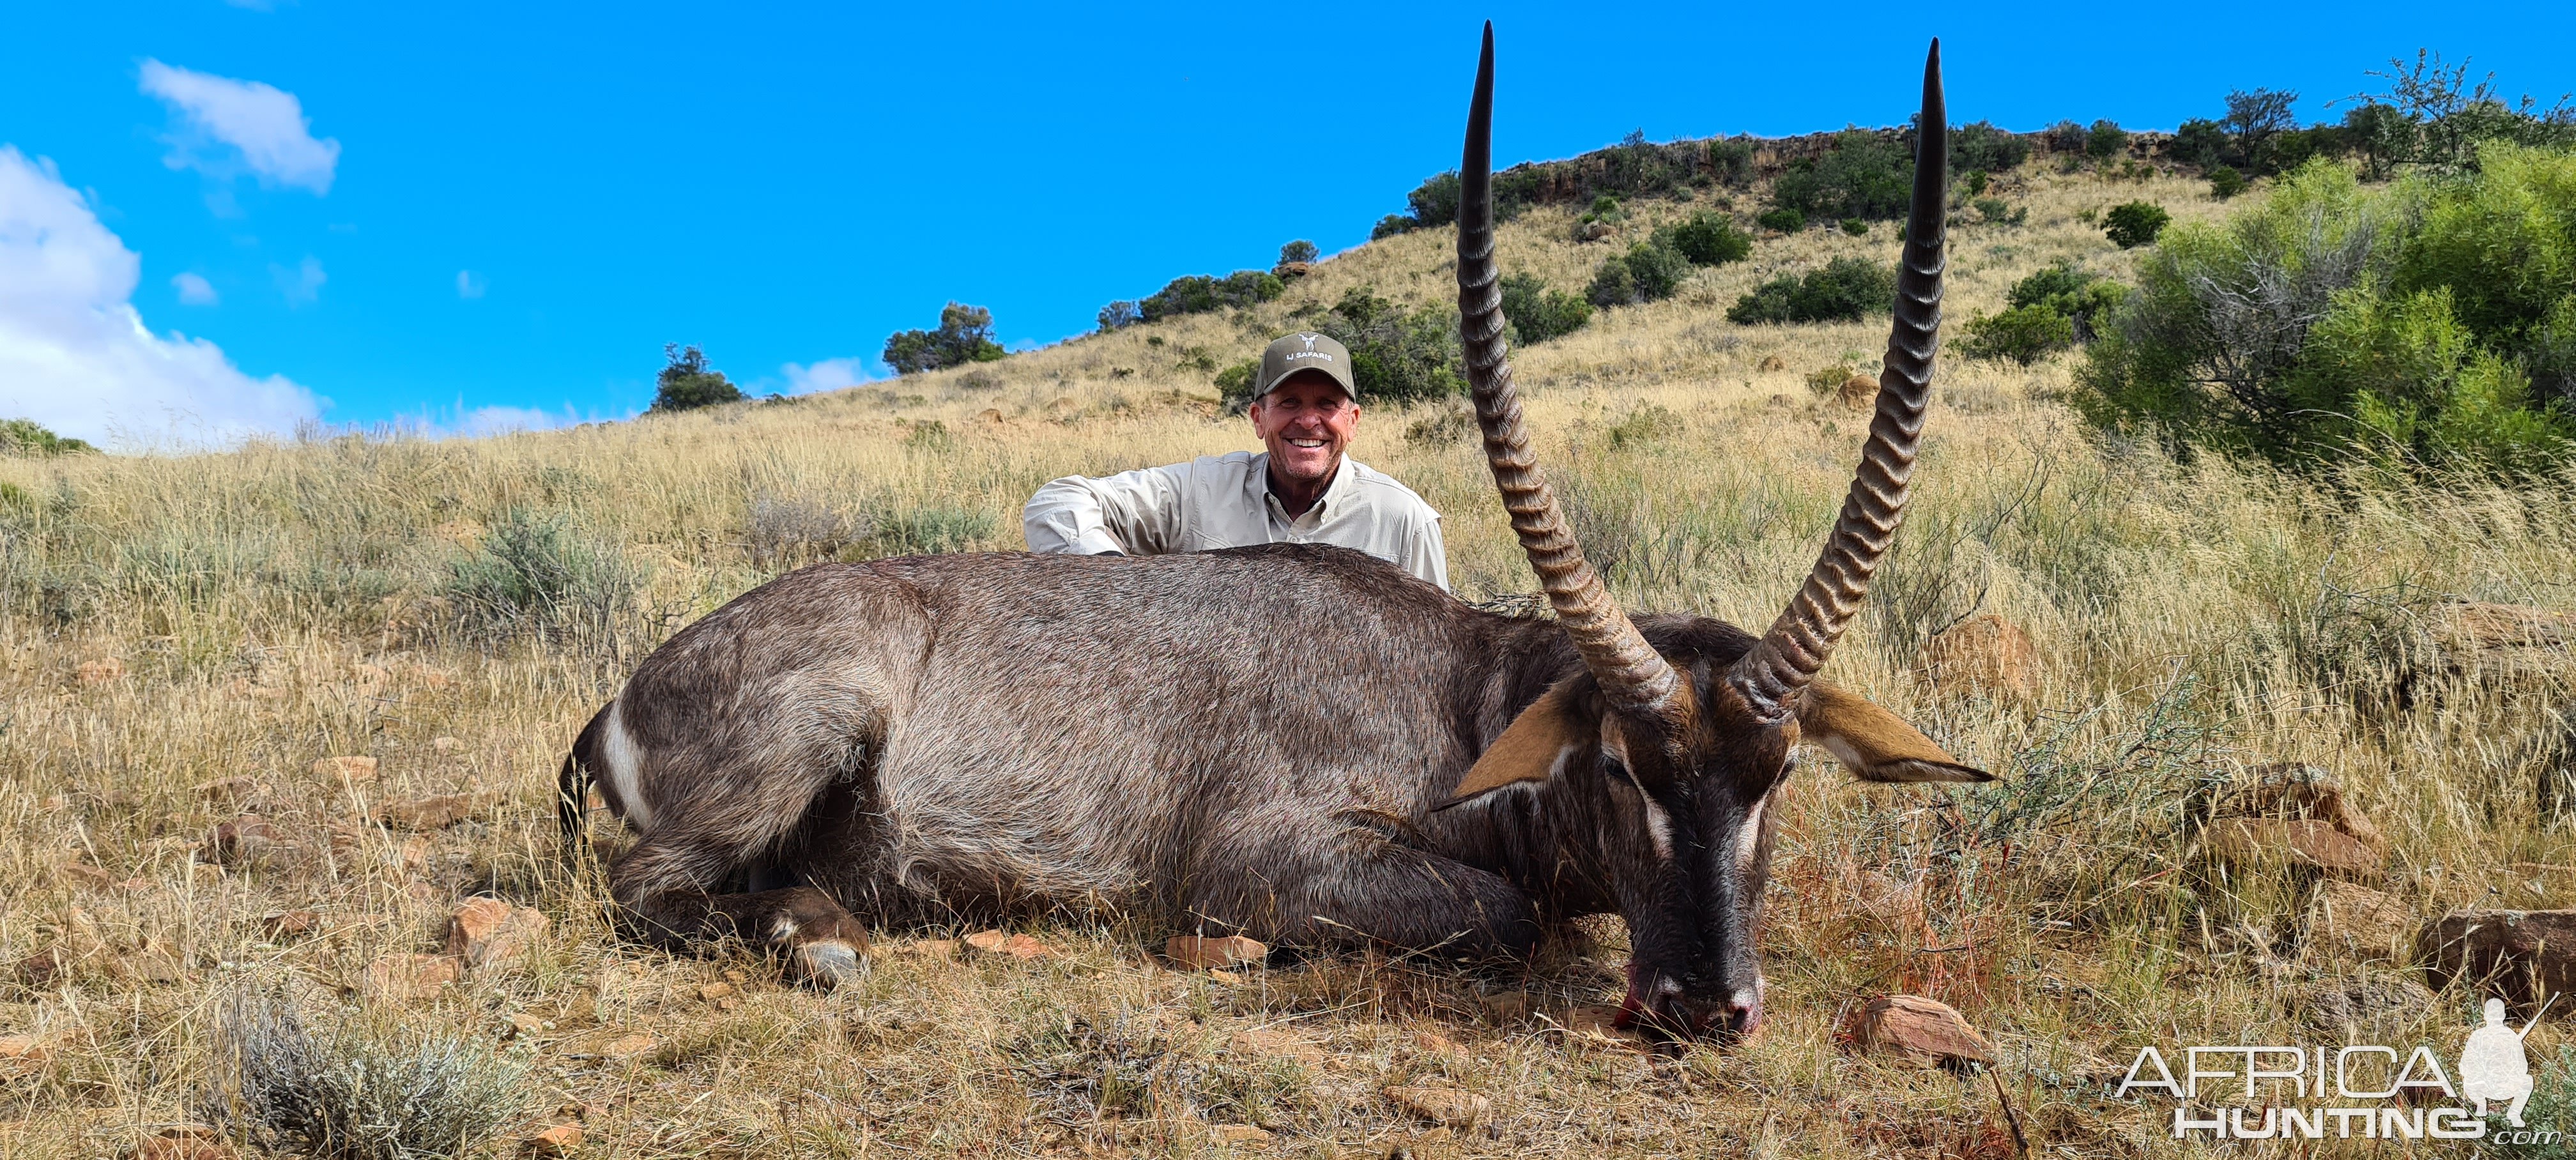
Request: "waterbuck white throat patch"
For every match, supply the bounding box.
[599,699,655,831]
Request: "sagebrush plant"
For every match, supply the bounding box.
[196,986,528,1160]
[2,160,2568,1159]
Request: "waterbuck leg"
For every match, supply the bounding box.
[608,832,871,986]
[1195,834,1540,960]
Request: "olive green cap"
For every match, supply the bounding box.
[1254,332,1358,401]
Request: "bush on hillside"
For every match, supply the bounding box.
[1725,257,1897,325]
[1955,305,2078,365]
[882,304,1006,375]
[2087,119,2129,160]
[1666,212,1752,265]
[1138,271,1284,323]
[1096,300,1142,332]
[1587,238,1691,309]
[2103,201,2171,248]
[2207,165,2248,199]
[1315,287,1462,406]
[1757,207,1805,233]
[2006,264,2128,340]
[2353,50,2576,176]
[1950,120,2031,174]
[2074,151,2576,477]
[1278,240,1319,266]
[1370,213,1415,240]
[650,344,745,411]
[1770,130,1913,222]
[2044,121,2087,155]
[1499,274,1593,346]
[1,418,96,457]
[1841,217,1870,236]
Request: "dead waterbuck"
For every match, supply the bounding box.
[559,30,1981,1039]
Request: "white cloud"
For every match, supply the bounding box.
[0,146,319,446]
[455,270,485,299]
[271,255,324,306]
[781,357,877,394]
[172,271,218,305]
[138,59,340,195]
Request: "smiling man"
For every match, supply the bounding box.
[1022,332,1448,589]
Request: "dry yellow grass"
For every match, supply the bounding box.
[3,162,2573,1158]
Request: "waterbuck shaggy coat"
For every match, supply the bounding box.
[560,30,1986,1037]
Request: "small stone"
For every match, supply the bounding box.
[1481,991,1531,1021]
[1165,934,1267,970]
[193,776,261,804]
[697,982,735,1001]
[431,736,464,753]
[2308,880,2414,959]
[261,910,320,938]
[963,930,1052,960]
[58,861,116,890]
[445,898,551,969]
[76,657,126,685]
[1837,374,1878,410]
[1411,1030,1462,1055]
[601,1033,657,1058]
[379,793,488,831]
[1384,1086,1490,1129]
[314,756,379,781]
[507,1012,548,1036]
[1917,614,2041,700]
[1849,995,1995,1069]
[1758,354,1787,372]
[525,1124,585,1156]
[362,952,461,1002]
[197,816,279,868]
[2419,910,2576,1017]
[1211,1124,1273,1145]
[0,1033,52,1065]
[2204,818,2382,877]
[2223,765,2384,850]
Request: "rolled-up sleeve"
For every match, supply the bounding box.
[1023,464,1189,556]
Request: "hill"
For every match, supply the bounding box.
[3,148,2573,1156]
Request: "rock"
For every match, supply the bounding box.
[963,930,1053,960]
[1411,1030,1462,1055]
[1837,374,1878,409]
[1165,934,1267,970]
[525,1124,585,1156]
[2297,976,2438,1041]
[1758,355,1787,372]
[261,910,320,939]
[2204,819,2382,877]
[1229,1028,1326,1066]
[976,408,1004,424]
[361,952,461,1002]
[57,861,116,890]
[0,1033,53,1067]
[1917,614,2041,700]
[197,816,279,869]
[697,982,735,1001]
[898,939,958,959]
[2307,880,2414,959]
[1574,220,1616,242]
[507,1012,549,1037]
[314,756,378,781]
[192,776,262,804]
[445,898,551,969]
[2222,765,2385,850]
[1273,260,1312,279]
[1211,1124,1273,1145]
[1849,995,1996,1069]
[2419,910,2576,1017]
[76,657,126,685]
[379,793,489,831]
[1384,1086,1490,1129]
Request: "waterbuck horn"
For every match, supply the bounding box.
[1455,22,1683,724]
[1729,39,1948,721]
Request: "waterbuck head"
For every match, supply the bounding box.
[1443,28,1988,1039]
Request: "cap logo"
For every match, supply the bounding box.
[1284,333,1335,363]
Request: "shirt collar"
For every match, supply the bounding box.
[1257,452,1354,529]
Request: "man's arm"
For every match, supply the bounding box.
[1022,463,1190,556]
[1405,514,1451,592]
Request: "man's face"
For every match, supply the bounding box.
[1249,372,1360,487]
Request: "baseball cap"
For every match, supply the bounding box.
[1253,332,1358,401]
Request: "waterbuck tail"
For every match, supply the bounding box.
[558,702,613,853]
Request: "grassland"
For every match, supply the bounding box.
[3,159,2573,1159]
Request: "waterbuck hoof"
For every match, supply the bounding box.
[788,939,868,988]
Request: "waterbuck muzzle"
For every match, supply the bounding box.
[1447,25,1958,1039]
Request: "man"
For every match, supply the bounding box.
[1024,332,1448,589]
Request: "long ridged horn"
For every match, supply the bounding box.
[1457,23,1682,722]
[1729,39,1947,722]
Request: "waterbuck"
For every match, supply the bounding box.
[560,30,1983,1037]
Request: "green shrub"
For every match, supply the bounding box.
[1956,304,2078,364]
[2006,264,2128,340]
[0,418,96,457]
[2075,154,2576,477]
[2087,119,2129,160]
[1757,206,1805,233]
[1974,197,2016,224]
[1666,213,1752,265]
[1499,274,1593,345]
[876,504,997,554]
[883,304,1006,375]
[1138,271,1284,323]
[444,508,643,652]
[1840,217,1869,236]
[648,344,744,412]
[2044,121,2087,155]
[1725,257,1897,325]
[2103,201,2171,248]
[2207,165,2248,199]
[1096,300,1141,332]
[1215,360,1259,411]
[1950,121,2031,174]
[1586,238,1690,308]
[1961,169,1989,197]
[198,987,527,1160]
[1278,240,1319,265]
[1317,287,1462,406]
[1370,213,1414,240]
[1771,130,1913,222]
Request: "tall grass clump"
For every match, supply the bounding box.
[196,987,527,1160]
[443,507,646,663]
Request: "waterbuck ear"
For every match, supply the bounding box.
[1800,682,1993,784]
[1439,680,1587,808]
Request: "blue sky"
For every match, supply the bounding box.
[3,1,2570,445]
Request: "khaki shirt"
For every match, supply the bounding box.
[1023,452,1449,590]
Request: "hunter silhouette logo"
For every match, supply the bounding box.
[2115,991,2561,1143]
[1285,333,1335,362]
